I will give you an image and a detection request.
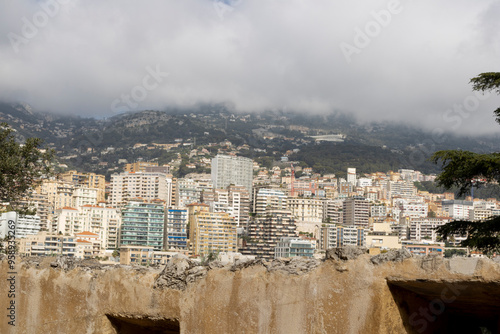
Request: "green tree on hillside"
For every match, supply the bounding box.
[431,72,500,255]
[0,122,53,215]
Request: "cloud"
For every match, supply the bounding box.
[0,0,499,134]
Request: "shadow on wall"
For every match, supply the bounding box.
[388,280,500,334]
[106,314,180,334]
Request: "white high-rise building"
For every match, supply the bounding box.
[211,155,253,193]
[442,200,473,220]
[347,168,357,186]
[72,187,99,208]
[51,205,122,249]
[254,188,287,215]
[0,212,41,239]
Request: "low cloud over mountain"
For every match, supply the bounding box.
[0,0,499,135]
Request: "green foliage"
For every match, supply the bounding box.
[471,72,500,130]
[431,73,500,256]
[444,248,467,258]
[200,250,219,265]
[290,142,402,175]
[416,180,500,201]
[470,72,500,124]
[470,72,500,94]
[436,217,500,256]
[430,151,500,196]
[0,122,54,214]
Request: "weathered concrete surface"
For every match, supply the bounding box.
[1,252,500,334]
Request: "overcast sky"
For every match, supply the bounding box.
[1,0,499,134]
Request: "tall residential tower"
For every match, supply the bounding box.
[211,155,253,193]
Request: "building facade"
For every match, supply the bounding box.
[211,154,253,193]
[320,224,367,250]
[188,203,238,256]
[240,209,297,260]
[120,200,165,251]
[0,212,41,239]
[164,207,188,250]
[275,237,315,258]
[342,197,369,228]
[110,172,172,207]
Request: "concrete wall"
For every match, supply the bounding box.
[1,254,499,334]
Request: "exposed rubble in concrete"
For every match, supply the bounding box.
[50,256,103,271]
[155,254,322,290]
[370,249,412,265]
[154,254,208,290]
[324,246,368,261]
[265,257,321,274]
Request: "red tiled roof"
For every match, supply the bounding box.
[76,231,98,236]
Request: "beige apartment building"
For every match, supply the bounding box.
[188,203,238,256]
[119,245,185,265]
[110,171,172,207]
[124,161,158,173]
[60,170,106,202]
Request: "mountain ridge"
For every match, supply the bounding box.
[2,102,500,178]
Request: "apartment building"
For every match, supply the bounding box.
[387,180,417,198]
[19,232,78,257]
[211,154,253,193]
[0,212,41,239]
[407,217,452,242]
[164,207,188,250]
[240,209,297,260]
[110,171,172,207]
[51,204,121,250]
[275,237,315,258]
[60,170,106,202]
[347,168,357,186]
[288,197,324,224]
[202,185,251,226]
[319,224,367,250]
[442,200,473,220]
[343,196,369,228]
[323,199,343,224]
[120,200,165,251]
[119,245,182,265]
[253,188,287,215]
[124,161,158,173]
[175,178,202,208]
[188,203,238,256]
